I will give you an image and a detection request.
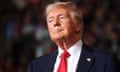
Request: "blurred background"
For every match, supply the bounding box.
[0,0,120,72]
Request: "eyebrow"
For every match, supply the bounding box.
[58,14,65,17]
[47,16,54,20]
[47,12,68,20]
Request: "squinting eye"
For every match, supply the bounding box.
[48,20,53,23]
[59,16,65,19]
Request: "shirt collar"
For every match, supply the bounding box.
[58,39,83,57]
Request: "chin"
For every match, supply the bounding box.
[51,36,63,42]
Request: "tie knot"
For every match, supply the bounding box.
[61,50,70,58]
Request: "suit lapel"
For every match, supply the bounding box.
[76,45,95,72]
[44,50,58,72]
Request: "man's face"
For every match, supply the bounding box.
[46,6,80,42]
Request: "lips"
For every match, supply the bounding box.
[53,27,63,33]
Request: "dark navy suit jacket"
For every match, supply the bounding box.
[27,44,118,72]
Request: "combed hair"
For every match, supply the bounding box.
[45,1,83,24]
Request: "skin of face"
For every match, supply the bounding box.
[46,6,82,49]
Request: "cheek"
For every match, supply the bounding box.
[64,23,75,34]
[47,25,52,34]
[47,23,52,30]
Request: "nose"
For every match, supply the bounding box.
[53,18,61,27]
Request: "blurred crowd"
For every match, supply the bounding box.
[0,0,120,72]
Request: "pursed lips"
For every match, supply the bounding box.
[53,27,63,33]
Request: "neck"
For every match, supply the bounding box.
[55,35,81,50]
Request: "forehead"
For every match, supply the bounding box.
[47,6,69,17]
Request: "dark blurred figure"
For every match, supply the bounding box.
[2,54,19,72]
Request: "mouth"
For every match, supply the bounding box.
[54,27,63,33]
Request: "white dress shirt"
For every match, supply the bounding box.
[53,39,83,72]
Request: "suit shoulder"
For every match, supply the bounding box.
[27,51,58,72]
[92,48,118,72]
[92,48,116,59]
[33,50,57,63]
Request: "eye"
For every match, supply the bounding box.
[48,20,53,23]
[48,19,53,23]
[59,15,65,19]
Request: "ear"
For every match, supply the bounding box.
[76,23,84,33]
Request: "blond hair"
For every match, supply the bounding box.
[45,1,83,24]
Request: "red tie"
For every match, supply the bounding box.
[57,50,70,72]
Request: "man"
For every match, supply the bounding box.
[28,1,118,72]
